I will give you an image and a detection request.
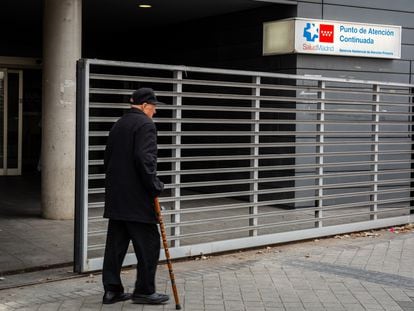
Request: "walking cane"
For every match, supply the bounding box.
[154,197,182,310]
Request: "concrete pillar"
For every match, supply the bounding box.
[42,0,81,219]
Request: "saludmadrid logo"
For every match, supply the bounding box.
[303,22,334,52]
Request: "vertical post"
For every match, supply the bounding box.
[74,59,89,273]
[3,70,8,173]
[249,76,260,236]
[17,71,23,175]
[74,60,86,272]
[171,71,182,247]
[42,0,82,219]
[371,84,380,220]
[315,81,325,228]
[411,86,414,214]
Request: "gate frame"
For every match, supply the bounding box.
[74,58,414,273]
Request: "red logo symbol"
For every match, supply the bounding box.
[319,24,334,43]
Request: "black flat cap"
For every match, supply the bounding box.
[130,88,165,105]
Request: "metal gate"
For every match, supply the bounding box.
[75,58,414,272]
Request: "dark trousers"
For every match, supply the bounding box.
[102,219,160,295]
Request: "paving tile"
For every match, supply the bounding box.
[0,230,413,311]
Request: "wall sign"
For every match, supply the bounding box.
[263,18,401,59]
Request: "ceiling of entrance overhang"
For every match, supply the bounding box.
[81,0,297,61]
[85,0,295,27]
[0,0,296,27]
[0,0,296,58]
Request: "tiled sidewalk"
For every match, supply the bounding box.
[0,227,413,311]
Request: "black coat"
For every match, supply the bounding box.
[104,108,164,223]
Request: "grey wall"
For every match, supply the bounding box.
[294,0,414,209]
[296,0,414,82]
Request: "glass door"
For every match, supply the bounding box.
[0,69,23,175]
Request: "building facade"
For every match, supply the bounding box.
[0,0,413,221]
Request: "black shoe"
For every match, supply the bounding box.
[102,291,132,304]
[132,292,170,305]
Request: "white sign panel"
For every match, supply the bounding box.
[263,18,401,59]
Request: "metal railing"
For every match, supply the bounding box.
[75,58,414,272]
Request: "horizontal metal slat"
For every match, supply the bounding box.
[89,130,412,137]
[157,165,409,177]
[157,152,413,163]
[164,177,413,190]
[89,116,414,126]
[163,205,410,230]
[163,207,411,241]
[90,75,413,102]
[88,149,414,167]
[86,205,411,246]
[88,140,413,152]
[87,200,411,226]
[89,74,412,98]
[161,198,413,218]
[161,186,413,204]
[89,101,413,117]
[87,59,414,88]
[90,88,412,108]
[157,131,413,137]
[87,159,412,188]
[87,186,413,211]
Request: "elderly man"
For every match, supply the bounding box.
[102,88,169,305]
